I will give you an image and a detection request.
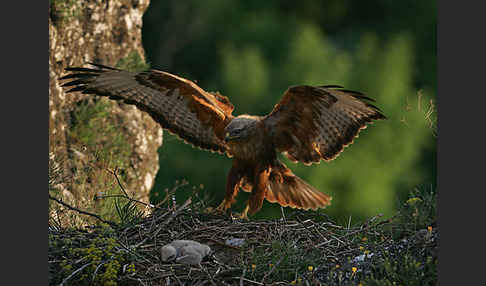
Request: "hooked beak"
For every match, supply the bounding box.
[224,132,235,142]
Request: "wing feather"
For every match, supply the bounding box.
[60,63,234,155]
[264,85,386,164]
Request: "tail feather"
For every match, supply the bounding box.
[266,161,332,210]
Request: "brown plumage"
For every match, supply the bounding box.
[60,63,386,219]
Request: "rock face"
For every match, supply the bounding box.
[49,0,162,220]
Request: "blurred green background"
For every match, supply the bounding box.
[141,0,436,223]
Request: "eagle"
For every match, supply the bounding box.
[60,63,386,219]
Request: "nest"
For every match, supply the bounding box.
[48,193,438,285]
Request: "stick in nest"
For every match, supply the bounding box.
[59,262,91,286]
[48,194,117,227]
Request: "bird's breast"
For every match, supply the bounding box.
[228,140,260,161]
[227,135,275,164]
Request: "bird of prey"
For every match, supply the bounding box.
[60,63,386,219]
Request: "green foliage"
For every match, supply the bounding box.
[50,0,80,23]
[113,196,145,228]
[51,225,131,286]
[143,0,436,222]
[390,184,437,238]
[361,252,437,286]
[52,99,140,227]
[241,240,322,282]
[70,100,128,155]
[351,186,437,285]
[220,45,269,113]
[68,98,132,174]
[299,33,435,221]
[115,51,150,73]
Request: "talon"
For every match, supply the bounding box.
[204,207,215,213]
[216,199,229,212]
[235,205,250,220]
[206,199,231,214]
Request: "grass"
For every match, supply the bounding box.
[48,182,437,285]
[49,98,136,229]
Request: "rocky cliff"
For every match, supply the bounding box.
[49,0,162,223]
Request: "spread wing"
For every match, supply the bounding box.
[60,63,234,155]
[264,85,386,165]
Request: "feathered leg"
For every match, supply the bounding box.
[236,204,250,220]
[242,167,271,219]
[215,162,241,213]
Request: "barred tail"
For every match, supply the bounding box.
[265,161,332,210]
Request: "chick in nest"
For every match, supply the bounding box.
[161,240,211,265]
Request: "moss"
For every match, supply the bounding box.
[50,0,81,23]
[69,99,132,167]
[115,51,150,72]
[66,98,135,225]
[50,226,130,285]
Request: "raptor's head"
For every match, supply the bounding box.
[224,115,259,142]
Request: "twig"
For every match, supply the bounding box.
[108,168,157,209]
[92,260,108,282]
[136,278,148,286]
[239,268,246,286]
[294,216,323,243]
[134,198,192,248]
[49,194,117,227]
[260,240,296,284]
[111,167,130,197]
[280,206,286,224]
[260,252,286,284]
[153,198,192,237]
[200,264,217,286]
[155,180,190,208]
[59,262,91,286]
[172,272,184,286]
[233,277,264,285]
[96,194,155,209]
